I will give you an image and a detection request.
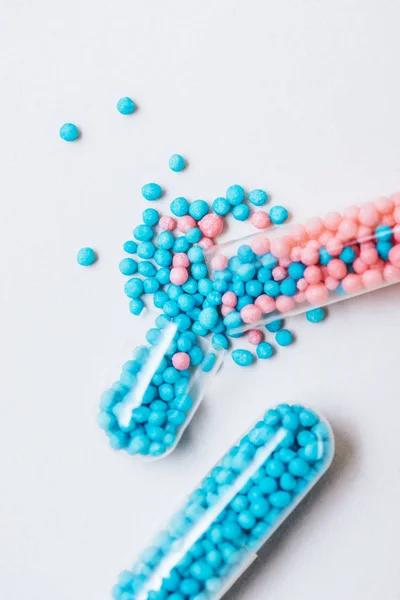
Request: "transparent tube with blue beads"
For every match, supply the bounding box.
[97,310,223,460]
[112,403,334,599]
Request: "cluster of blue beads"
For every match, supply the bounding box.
[98,328,218,457]
[112,404,333,599]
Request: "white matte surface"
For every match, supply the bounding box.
[1,2,400,599]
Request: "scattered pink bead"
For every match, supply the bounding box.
[360,247,379,266]
[297,277,308,291]
[324,212,342,232]
[305,283,329,306]
[353,257,368,274]
[301,247,319,266]
[290,246,303,262]
[221,305,234,316]
[325,276,339,291]
[357,225,373,241]
[290,224,308,243]
[304,265,322,285]
[199,213,224,238]
[375,197,393,214]
[294,291,306,303]
[177,215,197,233]
[318,230,334,245]
[272,266,287,281]
[327,259,347,280]
[173,252,190,268]
[198,237,214,250]
[279,258,291,268]
[389,244,400,267]
[362,269,383,289]
[306,239,321,250]
[172,352,191,370]
[326,237,343,257]
[170,267,189,285]
[251,235,270,255]
[358,202,380,228]
[248,329,264,345]
[255,295,276,314]
[371,258,385,272]
[305,217,324,238]
[338,219,358,241]
[383,264,400,282]
[276,295,295,313]
[341,274,363,294]
[270,237,291,259]
[320,265,329,279]
[211,254,228,270]
[222,291,237,307]
[343,205,360,220]
[240,304,263,324]
[159,215,176,231]
[251,211,270,229]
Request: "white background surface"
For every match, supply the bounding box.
[1,1,400,598]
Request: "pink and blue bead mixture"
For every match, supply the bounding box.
[112,403,333,600]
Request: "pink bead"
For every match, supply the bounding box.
[358,202,380,227]
[272,266,287,281]
[371,258,385,272]
[222,291,237,308]
[172,352,191,370]
[199,213,224,238]
[211,254,228,270]
[305,283,329,306]
[360,247,378,266]
[382,214,396,228]
[324,212,342,232]
[353,258,368,274]
[170,267,189,285]
[394,207,400,224]
[251,235,270,255]
[279,258,291,268]
[159,215,176,231]
[254,295,276,314]
[391,192,400,206]
[343,205,360,220]
[357,225,373,241]
[320,265,329,279]
[304,265,322,285]
[251,211,270,229]
[290,246,303,262]
[318,231,334,246]
[177,215,197,233]
[221,305,234,316]
[338,219,358,241]
[362,269,383,289]
[341,274,363,294]
[270,237,291,259]
[325,276,339,291]
[389,244,400,267]
[198,237,214,251]
[327,259,347,280]
[375,196,393,214]
[383,264,400,282]
[306,239,321,250]
[394,225,400,243]
[297,278,308,291]
[301,246,319,266]
[305,217,325,238]
[173,252,190,268]
[326,237,343,257]
[240,304,263,325]
[289,224,308,243]
[276,295,295,313]
[294,291,306,303]
[248,329,264,345]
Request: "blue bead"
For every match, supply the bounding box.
[232,204,250,221]
[265,319,283,332]
[256,342,273,359]
[237,263,256,282]
[167,409,186,425]
[237,295,252,310]
[206,291,222,306]
[193,292,205,306]
[192,321,208,336]
[269,205,289,225]
[157,231,175,249]
[124,278,144,298]
[163,367,180,384]
[129,298,145,315]
[174,314,192,332]
[377,240,392,261]
[188,246,204,264]
[257,267,272,283]
[153,290,169,308]
[182,277,198,294]
[169,154,185,172]
[280,278,297,296]
[264,280,280,297]
[177,294,196,313]
[223,311,242,330]
[137,241,156,259]
[244,280,262,297]
[164,300,180,317]
[170,197,189,216]
[141,183,163,201]
[269,490,292,508]
[231,280,245,296]
[275,329,293,346]
[173,237,190,253]
[212,333,229,351]
[123,240,137,254]
[261,253,279,269]
[212,197,231,216]
[177,336,192,352]
[168,284,183,301]
[248,189,268,206]
[134,224,154,242]
[226,184,245,206]
[339,246,356,264]
[319,247,332,266]
[306,307,325,323]
[237,244,255,263]
[375,224,393,242]
[191,263,208,280]
[189,200,209,220]
[186,227,202,243]
[289,457,309,477]
[154,249,172,267]
[60,122,79,141]
[117,97,136,114]
[159,383,175,402]
[189,346,204,366]
[201,353,217,372]
[287,262,306,280]
[138,261,157,277]
[142,208,160,227]
[231,349,253,367]
[143,278,159,294]
[77,247,96,266]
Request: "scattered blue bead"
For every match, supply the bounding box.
[77,247,96,266]
[248,189,268,206]
[60,122,79,142]
[142,208,160,227]
[123,240,137,254]
[275,329,293,346]
[226,185,245,206]
[119,258,137,275]
[256,342,273,359]
[231,349,253,367]
[232,204,250,221]
[169,154,186,172]
[189,200,209,220]
[171,197,189,217]
[269,205,289,225]
[212,197,231,216]
[117,97,136,115]
[306,308,326,323]
[265,319,283,332]
[142,183,163,201]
